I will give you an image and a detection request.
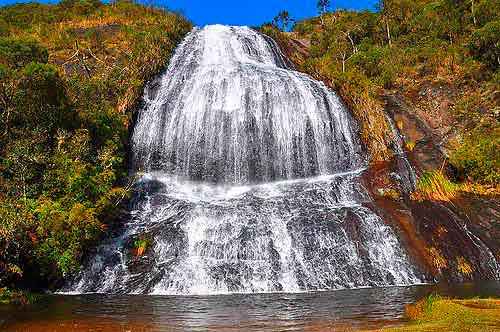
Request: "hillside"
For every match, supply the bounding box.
[262,0,498,186]
[0,0,191,291]
[261,0,499,282]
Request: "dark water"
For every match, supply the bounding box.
[1,282,499,331]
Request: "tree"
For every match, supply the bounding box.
[471,0,477,26]
[379,0,393,47]
[317,0,331,25]
[273,11,293,31]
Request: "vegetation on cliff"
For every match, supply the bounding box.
[262,0,499,186]
[261,0,499,284]
[0,0,191,290]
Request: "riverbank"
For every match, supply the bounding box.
[0,288,41,305]
[378,296,500,332]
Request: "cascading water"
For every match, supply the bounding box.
[66,25,422,295]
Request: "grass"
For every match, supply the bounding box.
[411,170,459,202]
[378,296,500,332]
[411,170,499,202]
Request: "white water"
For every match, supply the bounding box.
[131,25,362,183]
[66,25,422,295]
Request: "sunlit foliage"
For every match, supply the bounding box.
[0,0,191,290]
[264,0,499,183]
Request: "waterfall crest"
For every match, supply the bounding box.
[131,25,362,183]
[66,25,422,295]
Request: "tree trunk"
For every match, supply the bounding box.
[346,31,357,53]
[385,18,392,47]
[471,0,477,26]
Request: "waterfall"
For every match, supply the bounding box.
[66,25,422,295]
[131,25,362,183]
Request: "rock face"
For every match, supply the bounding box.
[374,92,500,283]
[277,31,499,283]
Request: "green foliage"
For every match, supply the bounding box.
[450,130,500,184]
[133,236,149,256]
[350,44,397,87]
[413,170,459,201]
[394,297,500,332]
[0,3,57,29]
[277,0,499,182]
[0,37,48,68]
[0,287,41,305]
[15,62,74,131]
[468,20,500,69]
[0,1,191,290]
[59,0,102,16]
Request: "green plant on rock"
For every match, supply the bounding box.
[450,129,499,185]
[133,237,149,257]
[413,170,459,201]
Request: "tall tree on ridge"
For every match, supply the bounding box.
[379,0,392,47]
[317,0,331,25]
[273,11,293,31]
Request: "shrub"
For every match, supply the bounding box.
[469,20,500,69]
[14,62,75,132]
[0,37,48,68]
[450,130,499,184]
[59,0,102,16]
[0,2,191,290]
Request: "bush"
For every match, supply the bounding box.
[0,37,48,68]
[468,20,500,70]
[14,62,74,132]
[450,130,499,184]
[59,0,102,16]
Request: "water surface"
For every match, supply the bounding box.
[2,282,499,331]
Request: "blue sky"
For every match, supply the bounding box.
[0,0,379,26]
